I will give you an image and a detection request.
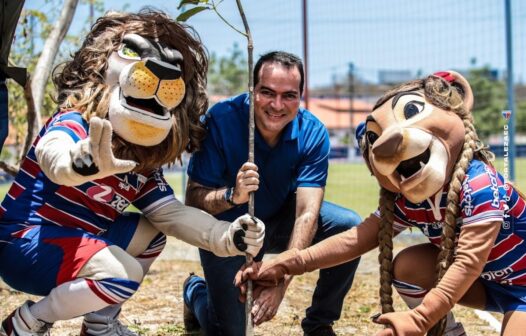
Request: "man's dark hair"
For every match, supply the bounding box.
[253,51,304,95]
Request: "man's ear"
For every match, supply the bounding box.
[434,70,474,111]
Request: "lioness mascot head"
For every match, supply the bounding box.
[53,9,208,173]
[359,71,495,335]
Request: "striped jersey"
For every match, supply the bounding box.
[0,111,175,235]
[386,159,526,286]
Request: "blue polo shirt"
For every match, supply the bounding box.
[187,93,330,222]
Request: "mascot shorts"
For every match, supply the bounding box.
[483,279,526,313]
[0,212,140,296]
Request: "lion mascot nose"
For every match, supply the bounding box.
[144,58,182,80]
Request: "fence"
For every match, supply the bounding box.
[171,0,526,213]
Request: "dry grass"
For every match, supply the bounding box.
[0,237,501,336]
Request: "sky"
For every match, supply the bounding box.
[24,0,526,88]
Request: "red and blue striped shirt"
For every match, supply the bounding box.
[0,111,175,236]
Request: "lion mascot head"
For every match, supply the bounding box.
[357,71,496,333]
[52,9,208,173]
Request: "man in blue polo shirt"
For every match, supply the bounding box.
[183,51,361,336]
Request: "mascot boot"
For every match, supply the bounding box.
[0,301,52,336]
[81,309,135,336]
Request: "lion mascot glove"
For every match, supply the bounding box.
[0,10,264,336]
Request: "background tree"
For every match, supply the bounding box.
[2,0,102,174]
[515,84,526,134]
[467,66,507,140]
[208,42,248,96]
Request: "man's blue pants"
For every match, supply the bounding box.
[183,199,362,335]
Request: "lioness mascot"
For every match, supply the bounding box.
[236,71,526,336]
[0,10,264,336]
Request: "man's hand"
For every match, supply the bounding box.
[70,117,137,177]
[251,283,287,325]
[229,214,265,257]
[232,162,259,204]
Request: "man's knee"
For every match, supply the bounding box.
[320,202,361,231]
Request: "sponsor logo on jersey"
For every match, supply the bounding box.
[87,185,129,212]
[485,166,500,208]
[87,185,115,202]
[481,267,513,281]
[462,182,474,216]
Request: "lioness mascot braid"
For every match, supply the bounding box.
[0,10,265,336]
[235,71,526,336]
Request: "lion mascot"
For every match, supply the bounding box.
[0,10,265,336]
[235,71,526,336]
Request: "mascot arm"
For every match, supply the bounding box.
[146,198,265,257]
[375,221,500,335]
[237,214,381,287]
[300,213,381,271]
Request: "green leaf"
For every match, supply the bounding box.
[177,0,199,10]
[176,6,209,22]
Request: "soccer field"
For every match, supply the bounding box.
[0,158,523,218]
[325,158,526,218]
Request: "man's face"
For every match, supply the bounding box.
[254,62,301,143]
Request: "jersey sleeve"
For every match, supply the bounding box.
[187,111,227,188]
[296,125,330,188]
[460,165,505,226]
[45,111,89,142]
[133,169,176,215]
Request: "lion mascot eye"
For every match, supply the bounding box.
[118,46,141,60]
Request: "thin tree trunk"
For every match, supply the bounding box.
[31,0,79,130]
[22,76,36,158]
[0,161,19,177]
[235,1,255,335]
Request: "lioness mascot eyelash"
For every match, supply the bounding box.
[0,10,265,336]
[235,71,526,336]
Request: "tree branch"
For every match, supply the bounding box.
[31,0,79,130]
[0,161,19,177]
[212,3,247,37]
[22,75,37,158]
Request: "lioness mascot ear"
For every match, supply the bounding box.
[0,10,264,336]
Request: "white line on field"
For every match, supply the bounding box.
[474,309,501,333]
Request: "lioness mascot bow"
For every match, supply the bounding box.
[0,10,264,336]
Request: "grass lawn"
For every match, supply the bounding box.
[325,158,526,218]
[1,159,521,335]
[0,158,523,217]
